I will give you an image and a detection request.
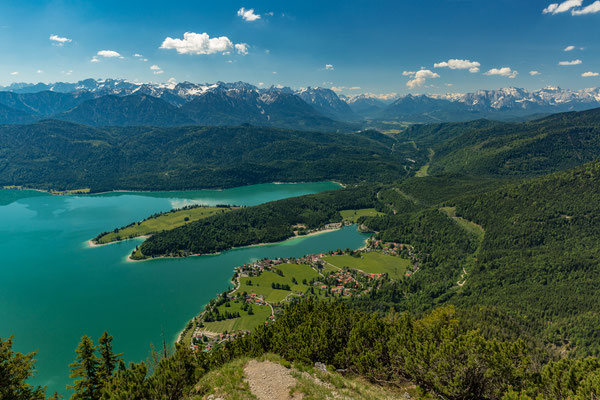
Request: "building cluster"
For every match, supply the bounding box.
[190,328,249,353]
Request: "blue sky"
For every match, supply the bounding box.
[0,0,599,96]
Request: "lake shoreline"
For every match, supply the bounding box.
[2,180,344,197]
[125,226,346,263]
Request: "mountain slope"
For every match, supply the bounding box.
[452,159,600,356]
[419,107,600,176]
[296,87,357,121]
[55,94,195,126]
[180,87,350,131]
[0,103,36,124]
[0,121,407,191]
[0,91,91,117]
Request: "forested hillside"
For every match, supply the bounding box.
[349,159,600,358]
[404,107,600,177]
[0,121,414,192]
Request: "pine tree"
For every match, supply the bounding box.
[0,336,46,400]
[68,335,100,400]
[98,332,122,383]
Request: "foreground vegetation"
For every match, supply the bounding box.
[7,299,600,400]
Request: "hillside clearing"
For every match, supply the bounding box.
[323,252,411,279]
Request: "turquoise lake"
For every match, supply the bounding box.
[0,182,371,395]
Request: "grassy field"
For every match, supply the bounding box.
[203,300,272,333]
[238,263,320,303]
[96,206,237,244]
[440,206,485,241]
[415,148,435,178]
[323,252,410,279]
[340,208,385,223]
[415,164,429,177]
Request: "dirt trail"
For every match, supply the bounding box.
[243,360,303,400]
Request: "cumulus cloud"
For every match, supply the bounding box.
[90,56,99,63]
[434,59,480,73]
[10,71,18,75]
[572,0,600,14]
[404,69,440,88]
[37,69,43,74]
[564,45,576,51]
[543,0,582,14]
[237,7,261,21]
[530,70,541,76]
[150,65,164,74]
[97,50,122,58]
[49,34,71,46]
[582,71,599,77]
[559,59,582,65]
[160,32,247,55]
[484,67,518,78]
[325,64,334,70]
[235,43,249,55]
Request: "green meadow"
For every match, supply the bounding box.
[439,206,485,241]
[238,263,320,303]
[323,252,410,279]
[340,208,385,223]
[95,206,237,244]
[202,300,272,333]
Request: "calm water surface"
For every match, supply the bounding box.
[0,182,370,395]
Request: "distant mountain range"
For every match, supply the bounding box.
[1,79,600,127]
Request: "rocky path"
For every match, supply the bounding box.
[243,360,303,400]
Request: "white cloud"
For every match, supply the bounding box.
[90,56,100,63]
[37,69,43,74]
[572,0,600,14]
[49,34,71,45]
[434,59,480,73]
[150,65,164,74]
[258,82,265,86]
[134,53,143,57]
[10,71,18,76]
[558,59,582,65]
[265,11,274,16]
[237,7,261,21]
[62,70,73,76]
[160,32,242,55]
[582,71,599,77]
[564,45,576,51]
[325,64,334,70]
[543,0,582,14]
[484,67,518,78]
[404,69,440,88]
[529,70,541,76]
[235,43,249,55]
[97,50,122,58]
